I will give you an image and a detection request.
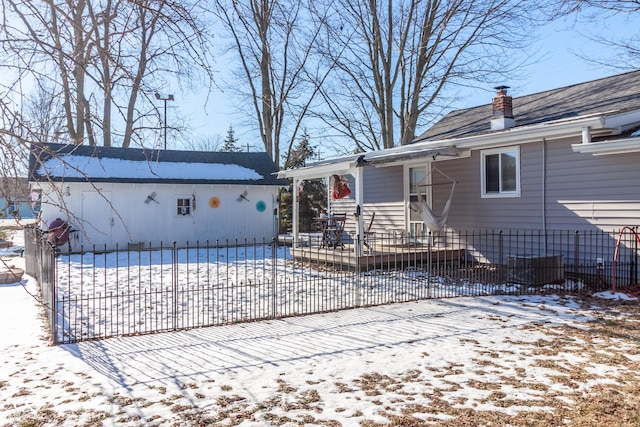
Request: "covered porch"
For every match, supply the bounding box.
[277,144,461,261]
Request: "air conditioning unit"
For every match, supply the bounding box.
[507,255,564,286]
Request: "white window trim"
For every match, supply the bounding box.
[480,146,521,198]
[405,163,432,240]
[176,196,192,217]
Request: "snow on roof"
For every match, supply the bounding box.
[38,155,263,181]
[28,143,289,186]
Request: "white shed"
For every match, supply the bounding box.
[29,143,288,252]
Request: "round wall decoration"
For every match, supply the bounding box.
[209,196,221,208]
[256,200,267,212]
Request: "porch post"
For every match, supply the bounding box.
[292,177,299,245]
[354,167,364,257]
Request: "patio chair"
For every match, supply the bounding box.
[320,213,347,248]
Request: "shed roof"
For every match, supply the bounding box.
[29,143,288,186]
[415,69,640,142]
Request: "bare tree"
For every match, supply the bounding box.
[551,0,640,70]
[182,134,224,152]
[0,92,51,223]
[212,0,331,167]
[0,0,214,237]
[314,0,541,150]
[0,0,214,148]
[554,0,640,14]
[23,83,66,144]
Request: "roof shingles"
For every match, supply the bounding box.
[415,70,640,142]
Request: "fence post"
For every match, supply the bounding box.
[632,227,638,285]
[355,233,362,307]
[50,244,58,344]
[427,232,433,299]
[172,241,178,331]
[573,231,579,272]
[271,237,277,319]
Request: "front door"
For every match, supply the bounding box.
[407,165,430,241]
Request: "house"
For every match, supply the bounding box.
[0,178,38,220]
[29,143,288,252]
[278,70,640,260]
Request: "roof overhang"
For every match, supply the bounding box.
[278,110,640,179]
[571,136,640,156]
[443,115,608,150]
[422,110,640,150]
[277,147,461,180]
[277,159,360,180]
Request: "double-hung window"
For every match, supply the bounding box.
[481,146,520,197]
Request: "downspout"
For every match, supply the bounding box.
[542,138,547,255]
[581,126,591,144]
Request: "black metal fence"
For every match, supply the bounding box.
[23,225,57,337]
[23,227,640,345]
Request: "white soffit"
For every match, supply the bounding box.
[572,137,640,156]
[602,109,640,131]
[276,159,358,180]
[363,146,460,165]
[454,116,607,150]
[277,146,462,179]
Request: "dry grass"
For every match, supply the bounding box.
[5,295,640,426]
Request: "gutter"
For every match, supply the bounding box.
[278,110,638,178]
[571,136,640,156]
[449,116,606,150]
[277,159,359,180]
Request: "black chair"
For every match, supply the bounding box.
[320,213,347,248]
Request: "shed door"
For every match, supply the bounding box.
[81,191,114,247]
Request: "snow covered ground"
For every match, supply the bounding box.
[1,224,639,426]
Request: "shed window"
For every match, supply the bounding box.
[481,147,520,197]
[177,197,192,216]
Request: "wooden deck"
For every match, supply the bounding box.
[290,241,466,272]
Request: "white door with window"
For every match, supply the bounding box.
[407,165,430,240]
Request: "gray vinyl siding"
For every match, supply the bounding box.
[362,166,405,234]
[434,144,543,231]
[544,138,640,231]
[334,136,639,247]
[435,138,640,233]
[333,166,406,235]
[431,137,640,264]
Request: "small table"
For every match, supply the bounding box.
[318,214,347,248]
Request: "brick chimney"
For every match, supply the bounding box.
[491,85,515,130]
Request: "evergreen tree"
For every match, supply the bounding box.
[279,131,327,233]
[221,125,241,152]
